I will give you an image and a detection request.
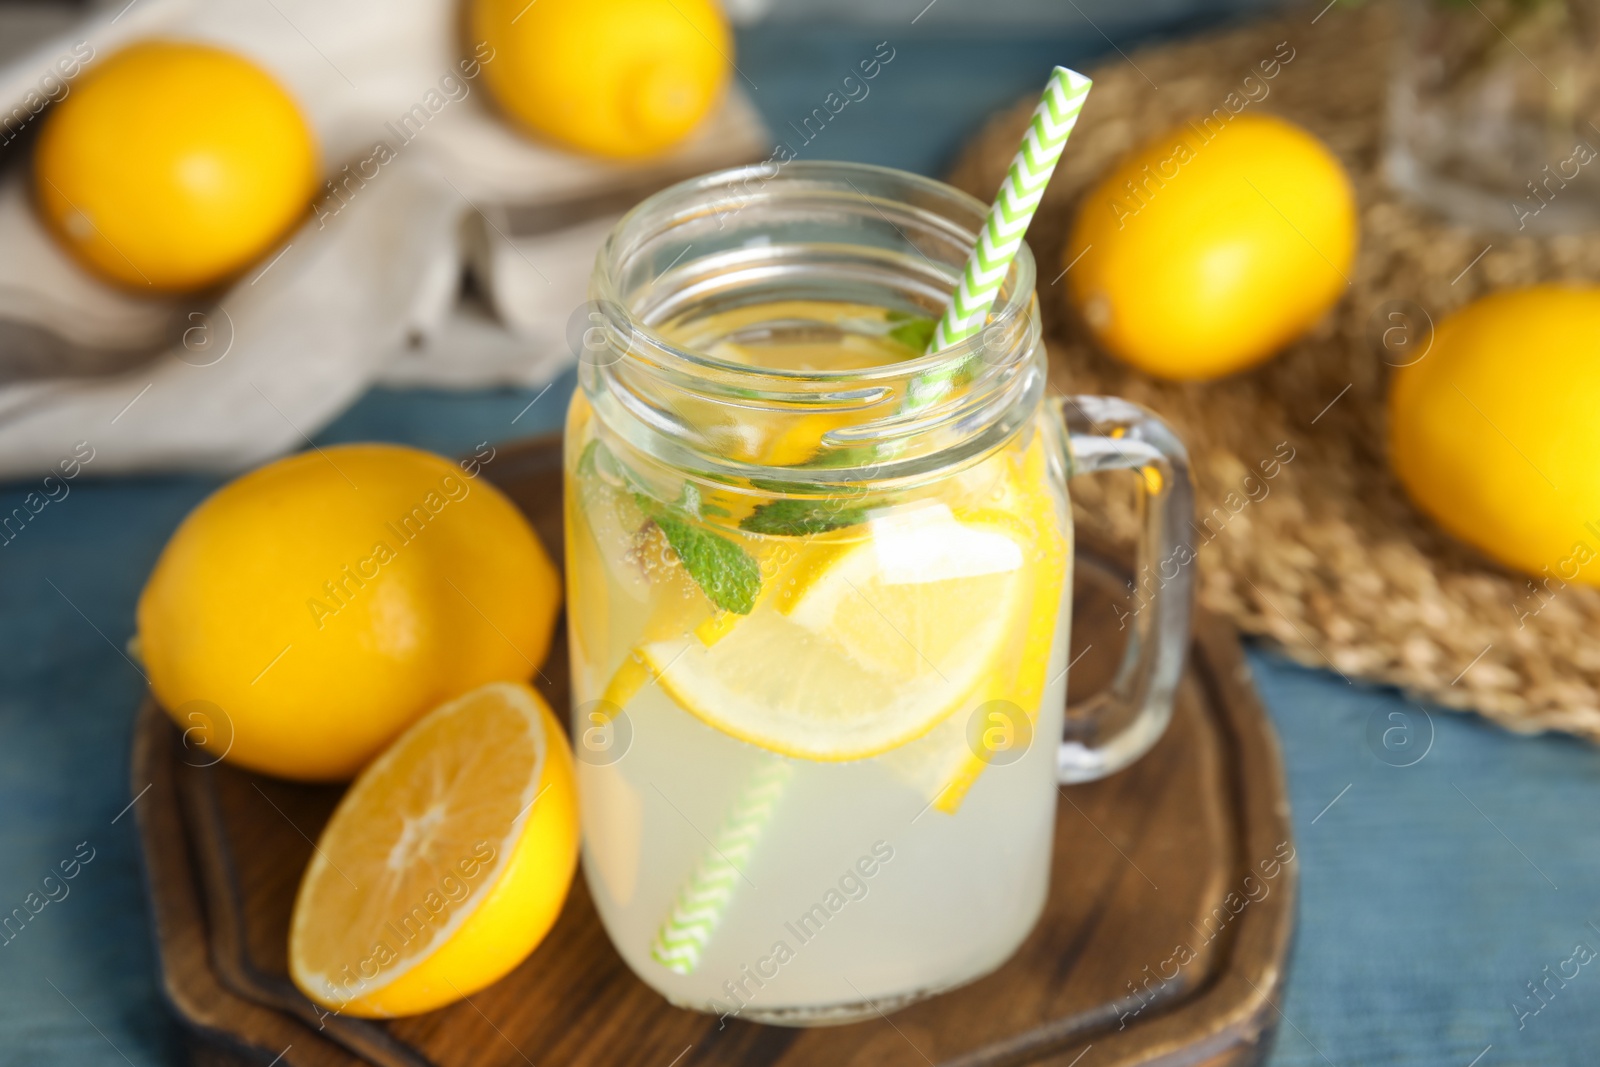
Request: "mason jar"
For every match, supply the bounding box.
[562,161,1194,1025]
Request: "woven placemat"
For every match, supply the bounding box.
[948,3,1600,740]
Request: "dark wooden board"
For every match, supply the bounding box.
[133,433,1297,1067]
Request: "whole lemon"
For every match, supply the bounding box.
[470,0,730,159]
[35,41,316,292]
[1066,113,1356,380]
[1390,286,1600,586]
[137,445,561,780]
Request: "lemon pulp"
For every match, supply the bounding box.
[289,682,579,1017]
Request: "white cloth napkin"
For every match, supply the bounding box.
[0,0,766,478]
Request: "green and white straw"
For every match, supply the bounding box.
[910,65,1093,406]
[651,758,795,975]
[646,67,1093,978]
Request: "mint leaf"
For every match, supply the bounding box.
[740,498,867,536]
[579,437,761,613]
[649,510,760,614]
[747,444,884,489]
[887,315,936,353]
[805,444,883,470]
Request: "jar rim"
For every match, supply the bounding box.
[590,160,1038,384]
[579,160,1045,488]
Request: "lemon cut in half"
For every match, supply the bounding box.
[639,506,1034,761]
[289,682,578,1017]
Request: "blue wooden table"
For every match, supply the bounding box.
[3,15,1599,1067]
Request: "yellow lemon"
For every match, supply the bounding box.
[470,0,730,159]
[289,682,579,1016]
[638,508,1037,761]
[1390,286,1600,586]
[1066,113,1356,380]
[137,444,560,781]
[34,41,317,292]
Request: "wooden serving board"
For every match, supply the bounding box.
[132,434,1296,1067]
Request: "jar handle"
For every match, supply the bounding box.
[1053,394,1195,783]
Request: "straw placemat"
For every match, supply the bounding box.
[948,2,1600,740]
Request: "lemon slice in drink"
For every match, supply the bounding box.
[639,507,1032,761]
[289,682,579,1017]
[930,432,1070,812]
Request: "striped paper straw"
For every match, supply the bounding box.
[910,66,1092,407]
[650,757,795,975]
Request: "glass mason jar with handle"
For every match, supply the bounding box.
[563,162,1194,1025]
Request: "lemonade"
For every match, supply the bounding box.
[565,160,1194,1025]
[565,300,1074,1022]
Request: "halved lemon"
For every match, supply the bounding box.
[639,507,1034,761]
[289,682,579,1017]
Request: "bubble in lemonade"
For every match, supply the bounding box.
[564,299,1071,1024]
